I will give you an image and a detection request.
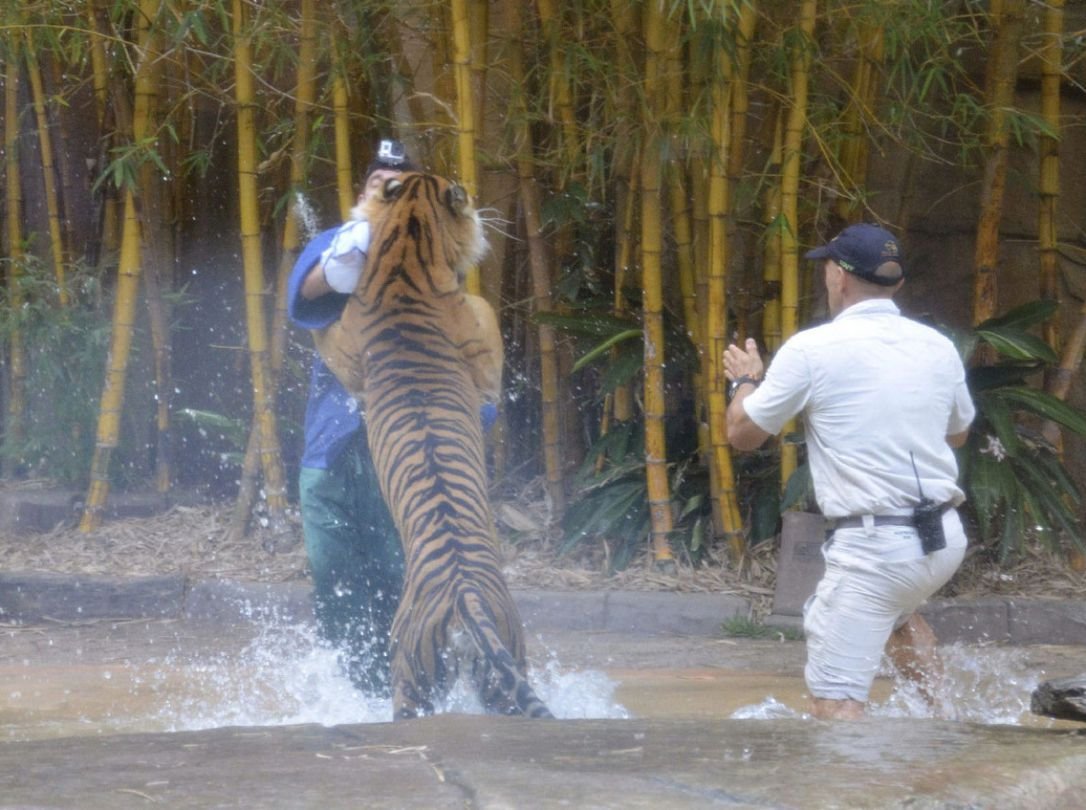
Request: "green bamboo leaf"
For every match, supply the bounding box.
[573,329,642,371]
[1014,454,1082,534]
[975,327,1058,363]
[689,515,704,553]
[599,351,644,395]
[966,451,1012,542]
[534,310,639,339]
[977,299,1058,332]
[1000,388,1086,437]
[976,392,1020,455]
[967,363,1040,392]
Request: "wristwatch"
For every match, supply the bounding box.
[728,375,761,397]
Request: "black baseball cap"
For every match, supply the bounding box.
[804,223,904,286]
[364,138,417,180]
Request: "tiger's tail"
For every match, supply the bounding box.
[456,587,553,719]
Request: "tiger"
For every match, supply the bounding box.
[312,171,552,720]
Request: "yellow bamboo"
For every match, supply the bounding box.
[23,32,69,306]
[537,0,578,179]
[469,0,488,134]
[135,26,172,496]
[451,0,480,294]
[704,10,744,558]
[89,1,110,120]
[762,108,784,353]
[664,19,696,348]
[610,0,640,428]
[503,0,564,513]
[1038,0,1064,366]
[80,0,162,531]
[232,0,290,529]
[88,0,120,257]
[274,0,317,377]
[3,47,27,478]
[230,0,319,543]
[834,16,884,224]
[778,0,818,488]
[972,0,1025,330]
[612,150,639,424]
[641,0,675,564]
[333,65,354,220]
[726,1,759,338]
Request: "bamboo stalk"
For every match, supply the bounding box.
[80,0,162,531]
[612,148,639,425]
[3,45,27,479]
[537,0,578,180]
[641,0,675,564]
[451,0,480,294]
[505,0,564,515]
[777,0,818,488]
[23,31,69,306]
[88,0,120,259]
[135,30,173,497]
[231,0,290,535]
[230,0,319,544]
[704,7,744,558]
[609,0,640,428]
[1038,0,1064,372]
[834,14,884,224]
[727,1,759,339]
[761,108,784,354]
[972,0,1026,331]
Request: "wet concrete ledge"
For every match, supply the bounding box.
[1,570,1084,644]
[2,714,1085,809]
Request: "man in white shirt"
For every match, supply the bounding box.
[724,223,975,720]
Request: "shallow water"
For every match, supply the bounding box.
[725,643,1054,725]
[1,619,628,741]
[0,619,1077,742]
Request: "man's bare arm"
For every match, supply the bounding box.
[726,390,772,451]
[946,430,969,449]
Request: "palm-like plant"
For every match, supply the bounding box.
[953,301,1086,560]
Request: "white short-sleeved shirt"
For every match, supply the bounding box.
[742,299,975,519]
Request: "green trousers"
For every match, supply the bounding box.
[299,432,404,696]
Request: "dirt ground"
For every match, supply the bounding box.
[2,493,1085,620]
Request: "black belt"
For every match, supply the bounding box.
[833,504,952,531]
[832,515,915,530]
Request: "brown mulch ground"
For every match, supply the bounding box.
[4,492,1086,622]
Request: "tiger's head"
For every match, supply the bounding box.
[357,172,488,285]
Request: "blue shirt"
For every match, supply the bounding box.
[288,225,500,469]
[288,227,361,469]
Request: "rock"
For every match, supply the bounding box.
[1031,675,1086,722]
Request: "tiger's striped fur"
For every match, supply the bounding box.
[313,172,552,720]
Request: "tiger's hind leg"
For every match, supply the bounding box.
[390,651,437,720]
[476,657,554,719]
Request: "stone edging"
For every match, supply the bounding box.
[1,571,1084,644]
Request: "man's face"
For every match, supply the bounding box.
[361,168,403,202]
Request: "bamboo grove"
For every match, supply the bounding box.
[2,1,1086,567]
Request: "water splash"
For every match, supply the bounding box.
[873,642,1043,724]
[149,618,628,731]
[155,621,390,730]
[729,643,1050,725]
[731,696,803,720]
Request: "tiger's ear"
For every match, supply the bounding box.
[445,184,469,215]
[384,177,404,199]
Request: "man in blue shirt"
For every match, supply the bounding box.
[287,139,417,695]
